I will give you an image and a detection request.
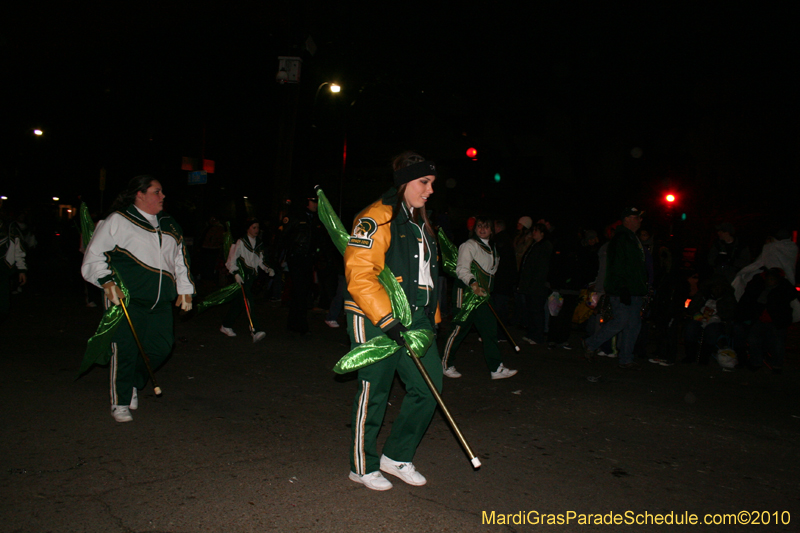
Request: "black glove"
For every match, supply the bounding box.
[620,287,631,306]
[384,322,408,345]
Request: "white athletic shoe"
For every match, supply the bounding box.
[325,320,340,328]
[349,471,393,491]
[111,405,133,422]
[220,326,237,337]
[129,387,138,410]
[443,366,462,378]
[491,363,518,380]
[252,331,266,343]
[597,351,618,358]
[379,455,427,486]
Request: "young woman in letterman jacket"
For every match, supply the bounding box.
[441,216,518,380]
[220,218,275,342]
[82,176,194,422]
[344,152,442,491]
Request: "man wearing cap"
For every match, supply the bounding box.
[514,216,534,270]
[584,207,648,369]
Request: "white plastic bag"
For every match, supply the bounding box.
[547,291,564,316]
[716,348,737,370]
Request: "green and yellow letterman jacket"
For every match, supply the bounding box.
[344,188,441,333]
[82,205,195,305]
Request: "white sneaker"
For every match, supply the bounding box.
[379,455,427,486]
[597,351,618,358]
[111,405,133,422]
[491,363,518,380]
[129,387,138,410]
[349,471,393,491]
[86,301,97,308]
[443,366,462,378]
[220,326,236,337]
[521,336,537,345]
[325,320,340,328]
[252,331,266,343]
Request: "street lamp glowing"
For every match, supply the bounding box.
[33,129,43,136]
[330,83,341,93]
[53,197,60,201]
[665,194,675,203]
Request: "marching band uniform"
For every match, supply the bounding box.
[221,229,274,340]
[82,203,194,420]
[441,234,516,378]
[345,163,442,490]
[1,220,27,319]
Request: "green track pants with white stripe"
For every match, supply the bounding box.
[441,296,503,373]
[348,309,443,475]
[110,299,173,406]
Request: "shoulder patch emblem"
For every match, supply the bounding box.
[349,217,378,249]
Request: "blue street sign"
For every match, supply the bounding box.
[188,171,207,185]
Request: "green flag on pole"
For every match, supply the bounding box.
[436,228,488,322]
[77,204,130,377]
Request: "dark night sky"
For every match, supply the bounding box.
[3,2,799,242]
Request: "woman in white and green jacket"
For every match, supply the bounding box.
[220,218,274,342]
[1,219,27,323]
[82,175,194,422]
[441,216,517,380]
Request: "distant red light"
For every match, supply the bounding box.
[466,147,477,158]
[666,194,676,203]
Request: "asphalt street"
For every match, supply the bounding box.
[2,287,799,532]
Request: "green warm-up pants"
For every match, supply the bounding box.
[442,296,503,373]
[348,308,443,475]
[223,277,261,331]
[110,299,173,406]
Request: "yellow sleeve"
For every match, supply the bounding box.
[344,201,395,327]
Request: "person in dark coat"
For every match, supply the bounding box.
[517,222,553,345]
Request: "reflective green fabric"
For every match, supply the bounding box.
[196,258,248,313]
[77,204,131,377]
[196,282,239,313]
[316,188,426,373]
[436,229,488,322]
[77,274,130,377]
[79,203,93,249]
[222,221,233,261]
[438,227,458,278]
[332,328,434,373]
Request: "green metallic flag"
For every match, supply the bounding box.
[436,228,488,323]
[332,328,434,374]
[77,274,130,376]
[221,221,233,268]
[196,258,248,313]
[316,188,434,373]
[196,283,239,313]
[77,206,131,376]
[79,203,93,250]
